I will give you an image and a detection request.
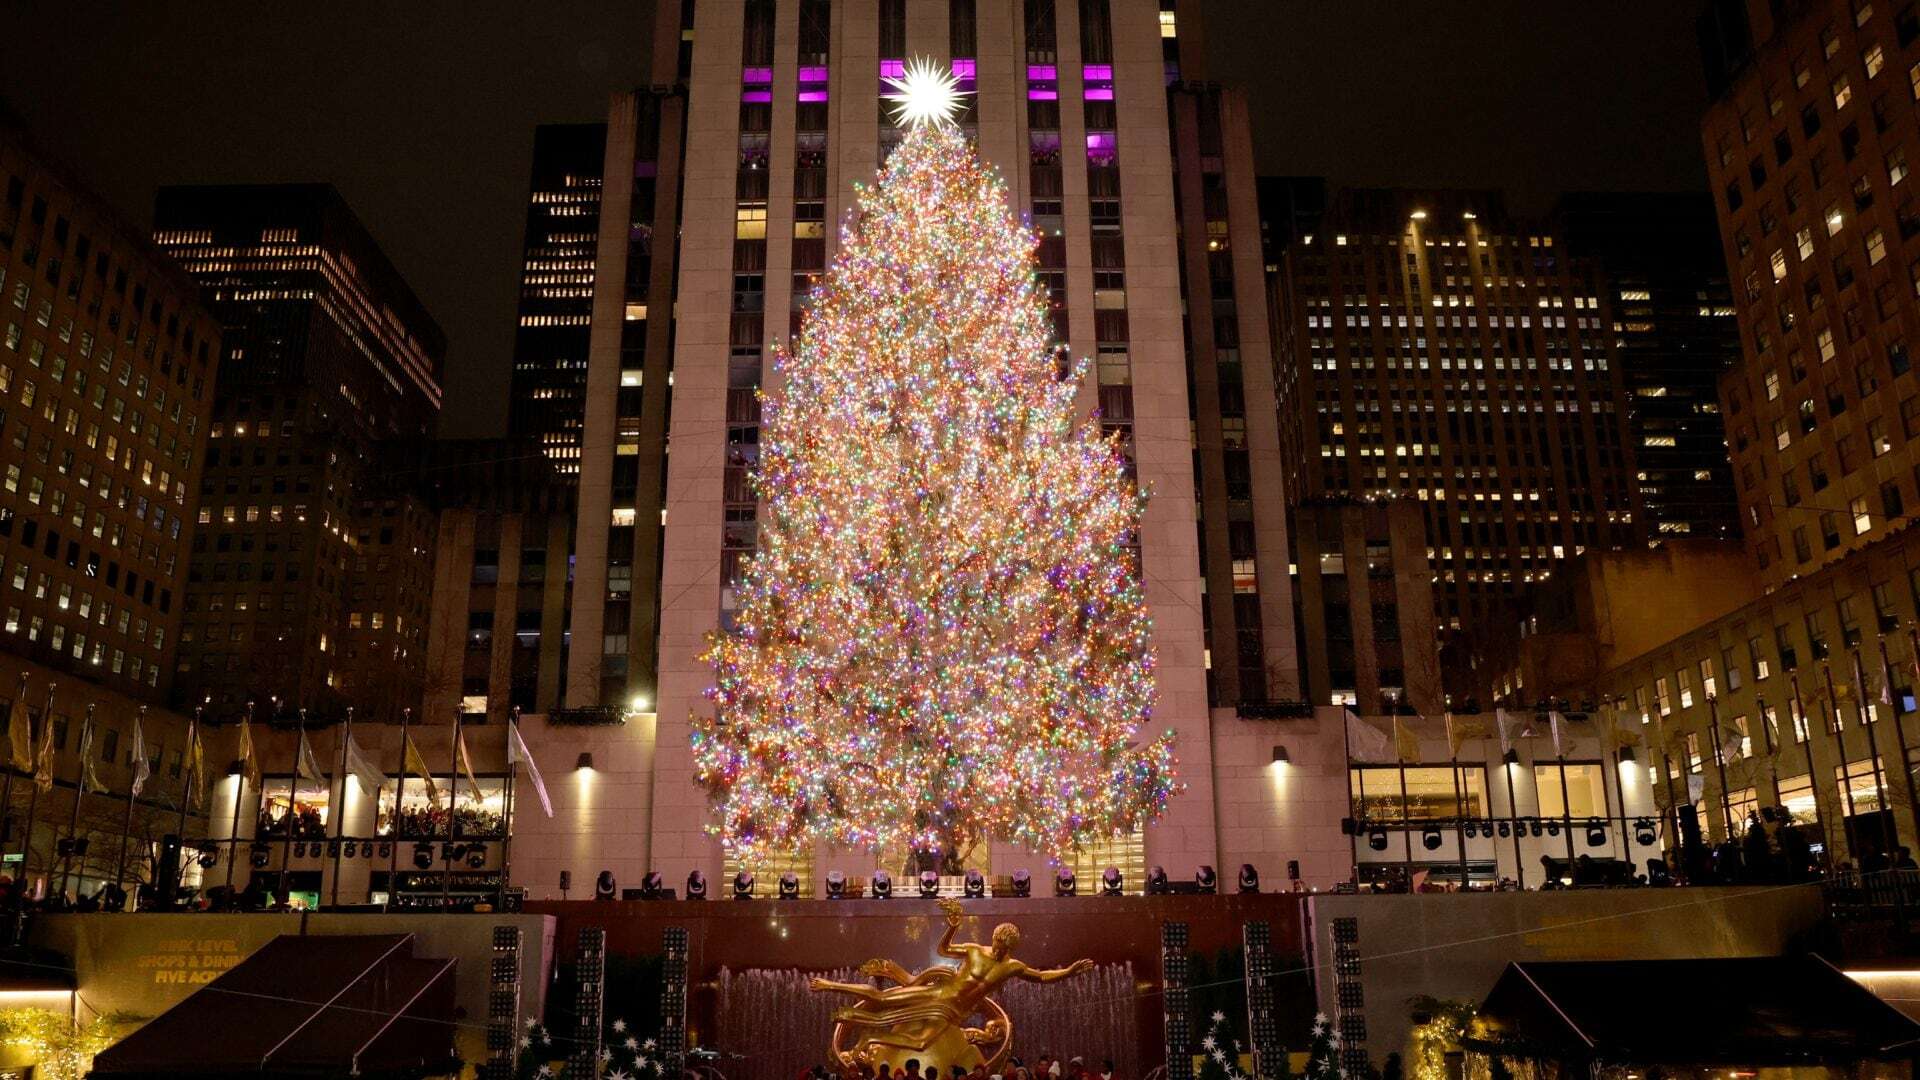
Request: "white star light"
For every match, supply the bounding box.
[883,57,969,129]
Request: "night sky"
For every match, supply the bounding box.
[2,1,1708,437]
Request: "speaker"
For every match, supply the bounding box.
[559,870,572,897]
[158,834,183,900]
[595,871,616,901]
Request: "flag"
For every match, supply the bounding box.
[1345,709,1392,762]
[507,718,552,818]
[343,736,386,796]
[6,693,30,774]
[455,727,482,801]
[1686,773,1705,803]
[1881,650,1897,707]
[295,730,325,784]
[32,706,54,793]
[1495,708,1515,754]
[1720,728,1744,764]
[403,734,440,809]
[236,718,262,791]
[1852,650,1875,724]
[1392,716,1421,763]
[187,722,206,809]
[129,715,151,797]
[76,712,106,795]
[1444,712,1466,760]
[1548,710,1566,757]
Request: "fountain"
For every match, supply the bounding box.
[716,964,1140,1080]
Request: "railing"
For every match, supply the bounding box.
[1822,867,1920,923]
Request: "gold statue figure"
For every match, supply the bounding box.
[810,897,1094,1077]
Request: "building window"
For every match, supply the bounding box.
[1533,763,1608,818]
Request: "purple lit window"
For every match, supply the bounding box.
[798,65,830,103]
[1086,132,1118,166]
[741,90,773,103]
[742,65,774,104]
[742,66,774,82]
[1083,64,1115,101]
[1026,64,1057,81]
[799,65,829,82]
[952,59,977,78]
[880,59,906,78]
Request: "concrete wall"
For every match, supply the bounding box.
[31,912,555,1067]
[1304,884,1825,1065]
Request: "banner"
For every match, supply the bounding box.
[403,735,440,809]
[1345,709,1391,762]
[236,719,262,792]
[7,694,30,773]
[343,736,386,796]
[295,731,325,784]
[129,716,151,798]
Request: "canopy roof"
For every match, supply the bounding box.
[1478,955,1920,1064]
[91,933,454,1078]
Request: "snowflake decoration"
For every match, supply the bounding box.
[613,1018,629,1033]
[643,1038,658,1051]
[882,56,969,129]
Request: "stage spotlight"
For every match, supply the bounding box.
[1237,864,1259,893]
[1632,818,1657,847]
[1146,865,1168,895]
[825,870,846,899]
[918,870,941,898]
[779,871,801,900]
[1010,869,1031,897]
[1367,828,1389,852]
[871,870,893,899]
[1586,821,1607,848]
[596,871,617,901]
[291,842,305,859]
[249,842,271,869]
[1055,868,1077,897]
[1101,866,1123,896]
[1287,859,1301,884]
[378,842,393,859]
[686,870,708,900]
[1421,828,1443,852]
[1544,820,1560,838]
[964,869,985,898]
[733,870,755,900]
[642,871,665,899]
[1528,820,1544,838]
[1497,821,1511,838]
[412,842,435,870]
[1463,822,1478,839]
[1195,865,1217,893]
[467,847,487,869]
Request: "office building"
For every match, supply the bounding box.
[1555,192,1743,542]
[153,185,445,722]
[0,110,216,897]
[509,124,607,476]
[1270,188,1645,637]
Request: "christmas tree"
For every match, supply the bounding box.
[693,60,1178,867]
[1302,1014,1344,1080]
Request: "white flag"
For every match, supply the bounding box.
[507,719,552,818]
[1495,707,1514,754]
[129,715,151,797]
[1345,709,1392,762]
[343,736,386,795]
[1548,710,1566,757]
[295,730,325,783]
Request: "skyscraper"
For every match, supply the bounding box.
[1270,188,1645,640]
[508,124,607,476]
[154,185,445,722]
[1554,192,1742,543]
[498,0,1332,894]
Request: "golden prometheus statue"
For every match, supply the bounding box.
[810,897,1094,1077]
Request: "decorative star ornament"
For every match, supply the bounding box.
[883,57,969,128]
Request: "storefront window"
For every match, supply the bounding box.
[376,775,509,839]
[1836,758,1886,813]
[257,775,329,838]
[1349,765,1487,823]
[1779,772,1820,826]
[1533,762,1608,818]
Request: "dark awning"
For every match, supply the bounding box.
[1477,955,1920,1065]
[91,933,455,1078]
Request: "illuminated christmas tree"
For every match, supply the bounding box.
[693,60,1178,867]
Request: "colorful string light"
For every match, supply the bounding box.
[692,122,1180,866]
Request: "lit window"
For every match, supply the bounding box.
[1833,73,1853,109]
[1158,9,1176,37]
[1771,248,1788,281]
[1867,228,1888,265]
[1853,495,1873,534]
[1866,43,1886,78]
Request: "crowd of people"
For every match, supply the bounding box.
[807,1053,1119,1080]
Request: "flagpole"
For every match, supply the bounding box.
[499,707,518,909]
[1446,714,1468,890]
[19,682,54,898]
[115,707,145,897]
[278,708,304,905]
[1705,693,1736,842]
[1496,710,1526,890]
[330,707,353,910]
[1340,708,1358,883]
[1822,663,1864,864]
[440,708,462,911]
[1552,708,1574,868]
[1789,672,1832,863]
[59,704,94,900]
[179,705,201,903]
[1897,627,1920,845]
[1389,697,1414,887]
[386,707,409,912]
[2,673,25,868]
[1603,702,1631,865]
[1754,691,1784,809]
[1851,648,1898,862]
[225,702,248,891]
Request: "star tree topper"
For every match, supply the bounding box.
[883,57,969,129]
